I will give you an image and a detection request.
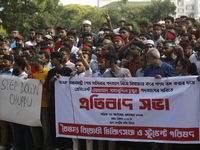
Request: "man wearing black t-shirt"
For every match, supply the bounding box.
[47,51,72,149]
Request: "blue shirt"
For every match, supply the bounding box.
[1,68,13,76]
[10,41,16,49]
[92,69,109,78]
[135,68,145,77]
[144,61,174,77]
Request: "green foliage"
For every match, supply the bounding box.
[196,18,200,29]
[139,0,176,23]
[57,0,177,34]
[59,4,105,34]
[0,25,8,36]
[0,0,62,38]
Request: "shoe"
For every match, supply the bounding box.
[0,145,6,150]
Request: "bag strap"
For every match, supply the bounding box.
[110,70,116,78]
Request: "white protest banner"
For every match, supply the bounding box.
[0,75,42,126]
[55,76,200,143]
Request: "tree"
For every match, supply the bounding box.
[139,0,176,23]
[59,4,105,33]
[121,0,128,5]
[0,0,62,38]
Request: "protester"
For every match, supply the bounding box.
[12,57,33,150]
[28,54,54,150]
[25,29,37,46]
[121,41,144,77]
[47,51,72,149]
[135,53,148,77]
[176,58,198,76]
[0,13,199,150]
[71,50,93,150]
[144,48,174,78]
[0,55,14,150]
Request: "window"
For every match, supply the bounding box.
[178,0,183,6]
[186,5,194,10]
[178,8,184,13]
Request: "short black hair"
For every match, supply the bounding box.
[118,20,126,23]
[131,41,145,50]
[83,53,92,61]
[139,21,149,27]
[75,59,82,64]
[82,32,93,39]
[179,58,198,75]
[119,26,131,33]
[182,33,192,41]
[29,28,36,32]
[164,16,174,23]
[180,15,188,19]
[194,30,200,39]
[103,51,118,63]
[3,54,14,62]
[59,47,71,54]
[62,38,73,49]
[15,57,26,70]
[22,47,32,53]
[185,18,196,24]
[50,51,64,63]
[104,33,114,39]
[21,54,31,61]
[139,33,151,40]
[125,23,134,28]
[130,30,139,36]
[67,31,77,38]
[39,50,50,60]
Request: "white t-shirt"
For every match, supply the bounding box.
[75,68,93,77]
[189,52,200,75]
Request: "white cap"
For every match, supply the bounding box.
[144,40,154,46]
[44,35,53,39]
[98,31,104,35]
[82,20,91,25]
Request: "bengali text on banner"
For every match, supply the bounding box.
[55,76,200,143]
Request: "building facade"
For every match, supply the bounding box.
[98,0,200,18]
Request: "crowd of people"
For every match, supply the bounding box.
[0,13,200,150]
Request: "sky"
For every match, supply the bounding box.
[59,0,98,7]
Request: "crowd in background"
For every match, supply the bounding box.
[0,14,200,150]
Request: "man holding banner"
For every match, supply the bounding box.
[29,54,53,150]
[0,55,14,150]
[47,51,72,149]
[12,57,33,150]
[101,51,131,150]
[144,48,174,150]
